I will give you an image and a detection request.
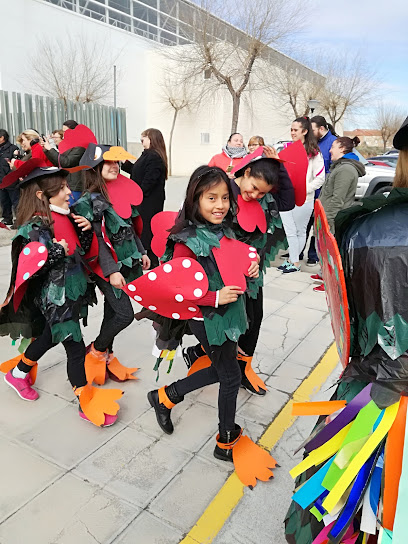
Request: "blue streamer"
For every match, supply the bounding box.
[292,457,334,509]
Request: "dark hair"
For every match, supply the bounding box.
[16,174,68,228]
[0,129,9,142]
[63,120,78,130]
[82,163,110,201]
[142,128,168,179]
[335,136,360,154]
[243,158,280,188]
[293,117,320,157]
[170,166,235,234]
[52,129,64,139]
[227,133,243,145]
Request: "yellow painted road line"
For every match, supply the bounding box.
[180,342,340,544]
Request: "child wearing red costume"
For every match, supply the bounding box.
[0,161,122,427]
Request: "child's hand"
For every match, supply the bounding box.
[248,261,259,278]
[142,254,151,270]
[53,238,69,255]
[71,213,91,231]
[218,286,244,305]
[263,146,279,160]
[109,272,126,288]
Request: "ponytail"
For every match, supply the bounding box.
[335,136,360,155]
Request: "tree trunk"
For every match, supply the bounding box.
[230,94,241,134]
[168,108,178,176]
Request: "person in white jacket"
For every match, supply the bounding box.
[279,117,325,273]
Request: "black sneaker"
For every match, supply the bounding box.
[306,258,319,266]
[280,252,289,260]
[182,345,203,369]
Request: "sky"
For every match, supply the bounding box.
[291,0,408,129]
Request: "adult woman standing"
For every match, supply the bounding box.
[12,130,53,169]
[279,117,325,274]
[208,133,247,176]
[127,128,168,267]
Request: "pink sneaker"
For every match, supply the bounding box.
[78,408,118,427]
[4,371,39,401]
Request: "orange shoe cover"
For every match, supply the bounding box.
[0,353,38,384]
[85,344,108,385]
[107,354,138,381]
[187,355,212,376]
[238,354,266,393]
[216,431,277,488]
[75,384,123,427]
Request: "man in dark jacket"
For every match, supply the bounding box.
[0,129,19,225]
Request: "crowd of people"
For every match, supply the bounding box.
[1,111,407,538]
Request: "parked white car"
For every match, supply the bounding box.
[352,150,395,199]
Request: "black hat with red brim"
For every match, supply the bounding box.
[393,116,408,150]
[0,159,68,189]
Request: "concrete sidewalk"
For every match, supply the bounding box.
[0,177,335,543]
[0,245,333,543]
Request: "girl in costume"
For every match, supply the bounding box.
[184,148,295,396]
[285,118,408,543]
[279,117,324,274]
[72,144,150,385]
[146,166,277,487]
[0,160,122,427]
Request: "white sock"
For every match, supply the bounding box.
[12,366,28,379]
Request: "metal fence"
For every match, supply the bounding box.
[0,90,127,147]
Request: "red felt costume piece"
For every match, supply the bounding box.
[230,146,285,177]
[236,195,267,233]
[52,213,80,256]
[314,200,350,368]
[150,211,178,259]
[14,242,48,311]
[278,140,308,206]
[105,174,143,219]
[0,158,45,189]
[123,257,209,319]
[212,237,258,291]
[58,124,97,154]
[14,143,53,170]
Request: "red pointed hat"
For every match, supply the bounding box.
[0,158,67,189]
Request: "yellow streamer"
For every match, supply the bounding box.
[322,401,400,514]
[290,423,352,479]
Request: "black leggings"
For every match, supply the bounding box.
[174,320,241,433]
[93,275,134,353]
[238,289,263,357]
[19,324,87,388]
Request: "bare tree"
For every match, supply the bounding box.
[28,35,121,107]
[159,73,203,175]
[162,0,306,133]
[318,52,378,131]
[266,58,323,118]
[374,102,405,152]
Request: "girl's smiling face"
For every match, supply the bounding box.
[101,160,119,181]
[199,180,230,224]
[238,169,272,201]
[48,180,72,210]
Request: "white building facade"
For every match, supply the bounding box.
[0,0,322,175]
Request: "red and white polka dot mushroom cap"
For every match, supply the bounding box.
[123,257,209,320]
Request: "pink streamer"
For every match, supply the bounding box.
[312,521,359,544]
